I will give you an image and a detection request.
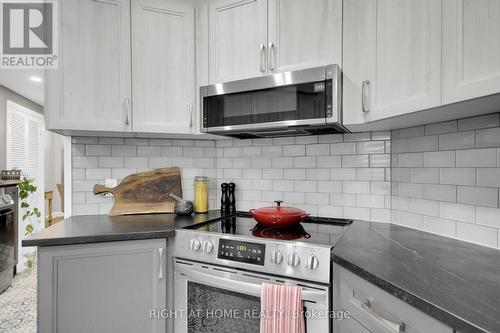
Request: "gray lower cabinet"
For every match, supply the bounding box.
[38,239,167,333]
[333,264,453,333]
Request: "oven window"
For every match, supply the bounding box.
[203,82,326,128]
[187,281,260,333]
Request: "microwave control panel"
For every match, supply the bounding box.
[218,239,266,266]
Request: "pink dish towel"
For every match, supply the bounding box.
[260,283,305,333]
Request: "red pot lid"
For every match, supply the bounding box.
[252,201,306,216]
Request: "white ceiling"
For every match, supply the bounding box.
[0,69,44,105]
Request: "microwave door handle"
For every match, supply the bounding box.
[175,264,326,303]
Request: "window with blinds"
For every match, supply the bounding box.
[6,101,44,234]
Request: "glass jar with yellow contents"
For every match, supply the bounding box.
[193,176,209,213]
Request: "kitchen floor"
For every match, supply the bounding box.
[0,265,36,332]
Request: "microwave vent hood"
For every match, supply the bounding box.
[200,64,348,138]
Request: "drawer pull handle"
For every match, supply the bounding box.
[361,300,405,332]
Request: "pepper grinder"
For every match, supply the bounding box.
[228,182,236,212]
[220,183,229,211]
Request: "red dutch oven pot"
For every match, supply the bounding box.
[250,200,309,228]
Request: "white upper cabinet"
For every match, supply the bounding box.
[208,0,268,83]
[443,0,500,104]
[267,0,342,73]
[343,0,442,125]
[46,0,132,132]
[132,0,195,133]
[207,0,341,84]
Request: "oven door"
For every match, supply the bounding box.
[200,64,341,135]
[174,258,330,333]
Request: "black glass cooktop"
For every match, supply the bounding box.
[187,213,352,247]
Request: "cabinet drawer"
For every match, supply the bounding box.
[338,267,452,333]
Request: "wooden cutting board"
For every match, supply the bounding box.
[93,167,182,216]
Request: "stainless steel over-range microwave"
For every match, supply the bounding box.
[200,64,347,138]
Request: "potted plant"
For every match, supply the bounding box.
[18,177,41,268]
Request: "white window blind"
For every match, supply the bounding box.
[6,101,45,234]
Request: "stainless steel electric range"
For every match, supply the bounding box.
[172,213,352,333]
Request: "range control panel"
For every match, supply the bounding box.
[218,239,266,266]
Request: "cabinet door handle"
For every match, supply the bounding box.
[268,42,275,71]
[158,247,164,279]
[259,44,266,73]
[361,300,405,332]
[189,103,193,128]
[362,80,370,113]
[124,98,131,125]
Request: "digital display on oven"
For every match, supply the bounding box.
[217,239,266,266]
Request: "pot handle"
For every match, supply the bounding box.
[274,200,283,207]
[301,213,310,219]
[249,209,255,214]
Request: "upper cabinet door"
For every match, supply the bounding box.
[267,0,342,73]
[47,0,132,132]
[132,0,195,134]
[208,0,268,83]
[343,0,442,125]
[443,0,500,104]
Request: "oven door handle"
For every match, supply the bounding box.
[175,264,326,303]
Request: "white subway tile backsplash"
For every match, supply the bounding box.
[342,155,369,168]
[344,207,371,220]
[398,183,424,198]
[343,181,370,194]
[344,133,371,142]
[272,157,293,168]
[356,194,385,208]
[438,131,475,150]
[410,198,439,216]
[370,154,391,167]
[273,180,294,192]
[306,192,330,205]
[357,141,386,154]
[306,144,329,156]
[262,168,283,180]
[476,168,500,188]
[398,153,424,167]
[223,147,242,158]
[393,136,438,153]
[318,134,343,143]
[423,216,457,238]
[242,168,262,179]
[306,168,330,181]
[73,137,98,144]
[86,145,111,156]
[330,143,356,155]
[85,168,111,180]
[149,139,172,146]
[124,138,149,146]
[283,192,306,204]
[456,148,497,167]
[261,145,283,157]
[457,186,498,207]
[284,169,306,180]
[73,156,98,168]
[424,121,457,136]
[317,205,343,218]
[283,145,305,156]
[395,126,425,139]
[475,206,500,228]
[440,202,475,223]
[371,131,391,141]
[317,181,342,193]
[124,157,148,169]
[411,168,440,184]
[424,184,456,203]
[294,180,318,193]
[424,151,455,167]
[111,145,136,157]
[371,182,391,195]
[317,156,341,168]
[458,114,499,131]
[137,146,161,157]
[99,137,124,145]
[242,146,261,157]
[476,127,500,148]
[161,147,183,157]
[440,168,476,186]
[457,222,498,248]
[331,168,357,180]
[370,208,391,223]
[356,168,385,181]
[293,156,316,168]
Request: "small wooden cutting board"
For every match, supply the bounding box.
[93,167,182,216]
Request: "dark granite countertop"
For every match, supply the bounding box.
[333,221,500,333]
[0,180,20,188]
[23,210,229,247]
